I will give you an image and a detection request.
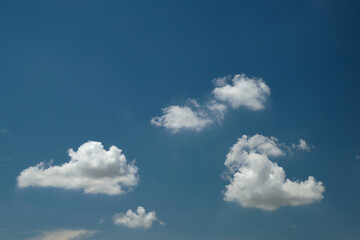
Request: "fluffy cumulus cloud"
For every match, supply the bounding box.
[213,74,270,110]
[151,74,270,133]
[150,105,213,133]
[223,134,325,211]
[17,141,138,195]
[113,206,158,229]
[29,229,97,240]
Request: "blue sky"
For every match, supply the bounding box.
[1,0,360,239]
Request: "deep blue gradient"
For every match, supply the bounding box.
[1,0,360,239]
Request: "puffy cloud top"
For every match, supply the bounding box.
[17,141,138,195]
[213,74,270,110]
[113,206,158,229]
[223,134,325,210]
[225,134,284,172]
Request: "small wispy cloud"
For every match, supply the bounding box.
[29,229,97,240]
[0,156,12,162]
[292,139,313,152]
[356,155,360,160]
[0,127,8,134]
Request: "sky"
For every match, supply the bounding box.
[0,0,360,239]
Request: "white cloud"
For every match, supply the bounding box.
[223,134,325,211]
[188,98,201,108]
[212,76,229,87]
[206,100,227,121]
[151,74,271,133]
[17,141,139,195]
[150,105,213,133]
[292,139,312,151]
[213,74,270,110]
[0,127,8,134]
[356,155,360,160]
[113,206,158,229]
[29,229,97,240]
